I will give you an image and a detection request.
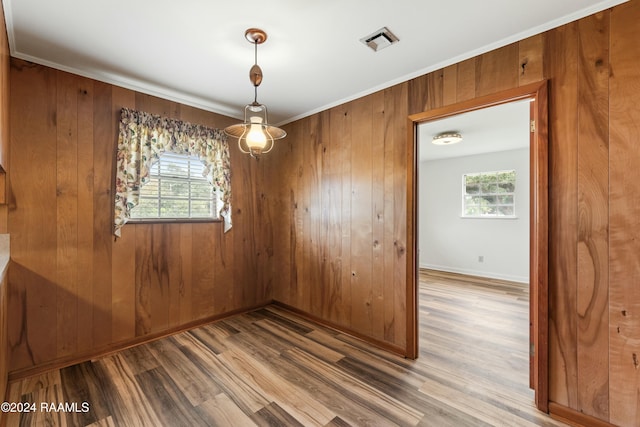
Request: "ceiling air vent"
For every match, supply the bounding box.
[360,27,399,52]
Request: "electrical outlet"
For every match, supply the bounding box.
[478,255,484,262]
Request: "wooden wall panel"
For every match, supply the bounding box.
[442,65,457,106]
[289,120,305,310]
[190,223,216,320]
[91,81,114,348]
[0,36,8,371]
[7,59,269,375]
[233,155,257,309]
[9,61,58,367]
[371,91,385,341]
[55,72,80,359]
[408,71,443,115]
[134,224,153,336]
[455,58,476,102]
[519,34,544,86]
[0,0,9,176]
[475,43,519,97]
[77,80,98,352]
[300,117,312,314]
[382,87,398,343]
[177,223,193,323]
[308,112,324,317]
[265,2,640,425]
[273,84,408,352]
[317,110,331,321]
[111,223,136,343]
[576,12,610,419]
[263,123,291,305]
[5,1,640,425]
[349,96,374,336]
[389,82,408,345]
[108,86,136,345]
[407,73,427,115]
[337,104,353,327]
[328,104,349,325]
[545,21,580,409]
[0,3,12,401]
[609,2,640,425]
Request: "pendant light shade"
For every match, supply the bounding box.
[224,28,286,158]
[224,102,286,155]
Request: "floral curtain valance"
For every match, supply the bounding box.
[114,108,232,237]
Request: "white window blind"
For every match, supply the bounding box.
[130,152,217,220]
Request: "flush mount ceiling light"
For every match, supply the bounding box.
[432,132,463,145]
[224,28,286,158]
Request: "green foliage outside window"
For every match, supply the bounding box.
[463,170,516,217]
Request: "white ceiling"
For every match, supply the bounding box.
[2,0,626,125]
[419,99,531,162]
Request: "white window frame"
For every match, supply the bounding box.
[129,151,219,222]
[462,169,516,218]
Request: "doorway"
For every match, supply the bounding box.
[418,99,531,283]
[406,81,549,412]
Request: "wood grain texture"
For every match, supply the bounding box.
[391,83,409,349]
[56,71,80,360]
[328,104,349,325]
[4,2,640,426]
[77,80,98,352]
[455,58,476,102]
[9,60,59,368]
[576,11,610,420]
[272,86,408,353]
[609,1,640,425]
[7,275,567,427]
[475,43,519,97]
[263,3,640,425]
[7,58,270,376]
[0,0,8,206]
[349,96,374,336]
[442,65,457,106]
[544,21,580,409]
[408,70,443,115]
[382,86,398,344]
[519,34,545,86]
[91,81,114,349]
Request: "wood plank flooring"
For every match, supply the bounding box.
[4,270,567,426]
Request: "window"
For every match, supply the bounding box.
[462,170,516,218]
[130,152,218,220]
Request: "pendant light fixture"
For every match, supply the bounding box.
[224,28,286,158]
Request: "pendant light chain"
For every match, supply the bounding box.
[254,41,259,104]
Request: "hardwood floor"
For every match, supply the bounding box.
[4,270,567,426]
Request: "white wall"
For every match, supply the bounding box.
[419,148,530,283]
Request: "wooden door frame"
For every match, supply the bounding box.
[405,81,549,413]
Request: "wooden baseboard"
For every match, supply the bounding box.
[8,300,407,382]
[549,402,616,427]
[271,301,407,357]
[7,303,269,382]
[419,267,526,287]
